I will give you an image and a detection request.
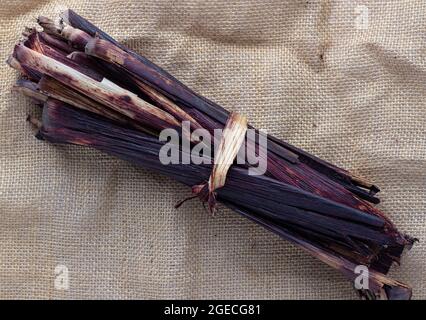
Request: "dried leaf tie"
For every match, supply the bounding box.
[177,113,247,214]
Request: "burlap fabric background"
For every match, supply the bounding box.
[0,0,425,299]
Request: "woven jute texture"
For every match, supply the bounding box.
[1,0,425,299]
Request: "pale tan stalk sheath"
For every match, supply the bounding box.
[131,77,204,130]
[14,44,180,131]
[6,55,25,73]
[37,76,152,134]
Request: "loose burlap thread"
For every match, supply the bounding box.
[0,0,425,299]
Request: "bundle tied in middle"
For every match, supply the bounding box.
[7,9,417,299]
